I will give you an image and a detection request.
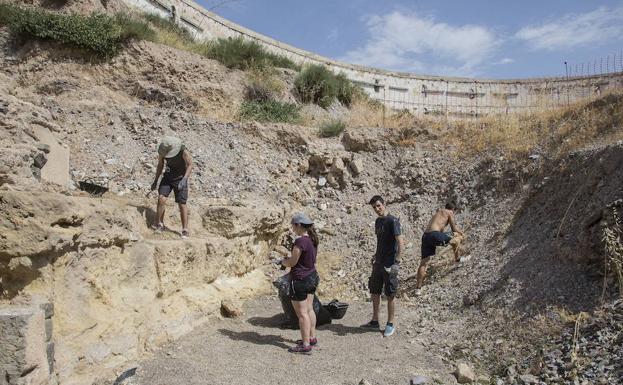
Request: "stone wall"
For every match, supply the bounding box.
[0,301,55,385]
[123,0,623,117]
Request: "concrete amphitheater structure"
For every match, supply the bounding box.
[126,0,623,117]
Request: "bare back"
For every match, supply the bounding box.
[425,208,456,233]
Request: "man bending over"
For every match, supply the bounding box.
[151,136,193,239]
[416,201,464,292]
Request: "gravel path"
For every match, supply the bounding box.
[132,296,456,385]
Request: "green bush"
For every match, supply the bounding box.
[0,3,154,57]
[0,3,17,25]
[239,100,301,123]
[205,37,298,70]
[334,73,357,107]
[294,64,336,108]
[319,120,346,138]
[294,64,358,108]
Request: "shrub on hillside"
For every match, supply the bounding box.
[205,36,298,70]
[141,12,192,43]
[244,67,287,102]
[0,3,153,57]
[319,120,346,138]
[239,100,301,123]
[115,13,156,42]
[294,64,359,108]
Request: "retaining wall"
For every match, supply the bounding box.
[124,0,623,117]
[0,301,55,385]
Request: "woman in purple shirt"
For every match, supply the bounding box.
[277,212,320,354]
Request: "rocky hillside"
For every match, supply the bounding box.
[1,10,622,385]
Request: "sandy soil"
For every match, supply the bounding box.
[132,296,458,385]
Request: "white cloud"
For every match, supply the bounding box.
[327,28,339,42]
[515,6,623,50]
[496,57,514,65]
[341,11,500,75]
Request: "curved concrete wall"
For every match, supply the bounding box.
[125,0,623,117]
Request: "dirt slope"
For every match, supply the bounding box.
[1,24,622,385]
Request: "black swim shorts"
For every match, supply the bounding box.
[421,231,452,258]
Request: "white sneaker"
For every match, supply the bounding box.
[383,324,395,337]
[181,229,189,239]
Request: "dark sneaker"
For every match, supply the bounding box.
[296,337,318,347]
[288,343,312,355]
[181,229,190,239]
[361,320,380,329]
[151,223,165,233]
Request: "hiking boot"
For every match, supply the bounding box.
[151,223,165,233]
[180,229,189,239]
[361,320,380,329]
[295,337,318,348]
[288,343,312,355]
[383,324,395,337]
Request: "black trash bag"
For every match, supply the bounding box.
[274,274,332,329]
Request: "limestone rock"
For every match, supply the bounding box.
[221,299,243,318]
[349,156,364,176]
[519,374,539,384]
[410,375,431,384]
[454,363,476,383]
[201,204,284,239]
[0,305,51,385]
[342,127,388,152]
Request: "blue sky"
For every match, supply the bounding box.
[198,0,623,79]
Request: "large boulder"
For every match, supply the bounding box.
[341,127,390,152]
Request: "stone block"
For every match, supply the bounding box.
[39,302,54,319]
[0,305,50,385]
[45,318,53,342]
[46,342,55,374]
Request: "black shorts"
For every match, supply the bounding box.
[368,264,398,297]
[290,271,319,301]
[421,231,452,258]
[158,177,188,204]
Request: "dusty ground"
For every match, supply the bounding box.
[131,296,457,385]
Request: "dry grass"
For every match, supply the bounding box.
[246,67,286,98]
[447,91,623,158]
[345,95,440,130]
[602,207,623,297]
[342,89,623,156]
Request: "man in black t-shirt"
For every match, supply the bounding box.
[362,195,404,337]
[150,136,193,239]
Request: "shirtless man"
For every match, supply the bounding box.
[416,201,464,291]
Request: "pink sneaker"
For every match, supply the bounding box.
[288,343,312,355]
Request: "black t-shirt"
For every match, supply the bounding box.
[163,145,186,181]
[374,215,401,267]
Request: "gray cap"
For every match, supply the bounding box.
[291,212,313,225]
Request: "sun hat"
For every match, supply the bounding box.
[157,136,182,158]
[291,212,313,225]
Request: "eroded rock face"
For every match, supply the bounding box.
[342,127,390,153]
[0,191,285,385]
